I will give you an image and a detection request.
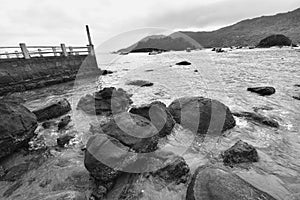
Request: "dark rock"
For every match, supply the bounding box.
[294,84,300,87]
[216,48,225,53]
[257,34,294,48]
[233,111,279,128]
[151,156,190,184]
[221,140,259,166]
[212,48,216,51]
[33,98,71,122]
[168,97,236,135]
[186,166,277,200]
[77,87,133,115]
[57,134,75,147]
[194,70,198,72]
[247,87,276,96]
[42,120,56,129]
[0,101,37,159]
[58,115,71,130]
[101,70,114,76]
[176,61,191,65]
[293,95,300,100]
[129,101,175,138]
[100,112,161,153]
[126,80,154,87]
[145,69,154,72]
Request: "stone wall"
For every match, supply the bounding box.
[0,55,101,95]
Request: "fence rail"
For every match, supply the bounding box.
[0,43,95,59]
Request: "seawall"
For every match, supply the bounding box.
[0,55,101,96]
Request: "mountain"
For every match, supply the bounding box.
[181,8,300,47]
[119,8,300,51]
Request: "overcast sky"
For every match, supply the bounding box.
[1,0,299,47]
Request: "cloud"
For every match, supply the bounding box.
[0,0,299,46]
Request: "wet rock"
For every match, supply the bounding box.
[168,97,236,135]
[233,111,279,128]
[100,112,161,153]
[0,101,37,159]
[216,48,225,53]
[247,87,276,96]
[145,69,154,72]
[42,120,57,129]
[292,95,300,100]
[194,70,198,72]
[176,61,191,65]
[294,84,300,87]
[101,70,113,76]
[58,115,71,130]
[33,98,71,122]
[126,80,154,87]
[186,166,277,200]
[84,134,132,196]
[57,134,75,147]
[77,87,133,115]
[151,156,190,184]
[221,140,259,166]
[129,101,175,138]
[257,34,294,48]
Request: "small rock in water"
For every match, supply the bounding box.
[101,69,113,76]
[221,140,259,166]
[294,84,300,87]
[233,111,279,128]
[247,87,276,96]
[292,95,300,100]
[176,61,191,65]
[58,115,71,130]
[42,120,56,129]
[194,69,198,72]
[126,80,154,87]
[57,134,75,147]
[33,98,71,122]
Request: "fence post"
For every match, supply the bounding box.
[52,47,57,56]
[15,51,20,58]
[38,49,43,57]
[5,52,10,59]
[69,47,74,55]
[19,43,30,59]
[60,43,67,57]
[87,45,95,56]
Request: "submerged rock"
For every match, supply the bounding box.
[126,80,154,87]
[186,166,277,200]
[176,61,191,66]
[168,97,236,135]
[247,87,276,96]
[58,115,71,130]
[233,111,279,128]
[57,134,75,147]
[221,140,259,166]
[100,112,161,153]
[33,98,71,122]
[77,87,133,115]
[129,101,175,138]
[151,156,190,184]
[101,69,114,76]
[0,101,37,159]
[257,34,294,48]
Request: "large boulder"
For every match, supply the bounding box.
[99,112,162,153]
[168,97,236,136]
[77,87,133,115]
[33,98,71,122]
[232,112,279,128]
[186,166,277,200]
[0,101,38,159]
[247,87,276,96]
[256,34,294,48]
[129,101,176,138]
[221,140,259,166]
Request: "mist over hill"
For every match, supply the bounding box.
[119,8,300,51]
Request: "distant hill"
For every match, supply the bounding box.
[119,8,300,51]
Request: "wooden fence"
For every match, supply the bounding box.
[0,43,95,59]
